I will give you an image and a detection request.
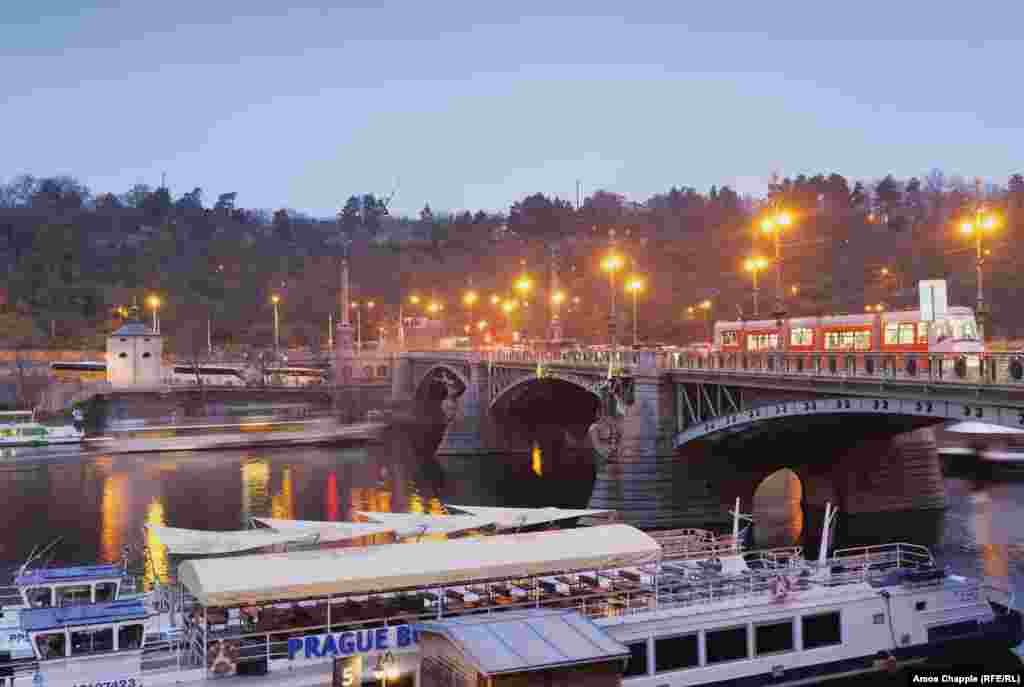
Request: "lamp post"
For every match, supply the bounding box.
[550,290,566,342]
[463,291,478,344]
[959,183,1000,341]
[351,302,361,352]
[759,207,793,322]
[744,257,769,317]
[147,295,160,334]
[271,294,280,355]
[698,300,712,341]
[601,253,624,347]
[625,278,644,347]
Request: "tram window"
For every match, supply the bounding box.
[917,322,929,344]
[26,587,52,608]
[655,634,698,672]
[755,620,794,655]
[95,582,117,603]
[118,624,143,650]
[898,323,916,345]
[56,585,92,607]
[706,626,748,664]
[747,334,778,351]
[623,641,648,677]
[790,328,813,346]
[71,628,114,656]
[36,632,66,660]
[884,324,899,345]
[721,331,738,346]
[854,331,871,350]
[802,611,842,649]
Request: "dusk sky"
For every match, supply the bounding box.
[5,2,1022,217]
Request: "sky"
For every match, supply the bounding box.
[4,1,1023,218]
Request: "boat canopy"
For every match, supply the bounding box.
[355,511,496,537]
[178,524,661,607]
[251,518,394,542]
[444,505,613,530]
[146,525,308,556]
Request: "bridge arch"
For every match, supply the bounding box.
[488,375,603,432]
[413,364,470,401]
[488,372,603,414]
[674,395,1024,449]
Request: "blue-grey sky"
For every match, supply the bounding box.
[4,1,1022,217]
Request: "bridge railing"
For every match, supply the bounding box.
[408,348,1024,386]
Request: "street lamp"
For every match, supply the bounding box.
[699,299,712,341]
[625,278,644,347]
[490,294,501,305]
[601,253,624,347]
[514,277,532,295]
[147,295,161,334]
[959,195,1000,340]
[271,294,281,354]
[743,257,769,317]
[759,208,793,321]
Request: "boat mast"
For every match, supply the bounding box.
[818,502,839,567]
[728,497,753,553]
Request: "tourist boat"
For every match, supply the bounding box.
[0,411,83,448]
[1,503,1017,687]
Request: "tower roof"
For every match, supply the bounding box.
[110,321,155,337]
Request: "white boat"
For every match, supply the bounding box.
[2,504,1020,687]
[0,410,83,447]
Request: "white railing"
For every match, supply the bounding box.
[407,348,1024,388]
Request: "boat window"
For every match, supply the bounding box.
[56,585,92,607]
[36,632,66,660]
[802,611,841,649]
[622,641,648,678]
[118,624,143,650]
[94,582,117,603]
[755,620,794,655]
[790,328,813,346]
[655,634,698,672]
[706,626,748,664]
[71,627,114,656]
[26,587,53,608]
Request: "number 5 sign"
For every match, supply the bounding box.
[333,656,362,687]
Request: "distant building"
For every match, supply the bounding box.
[106,319,163,387]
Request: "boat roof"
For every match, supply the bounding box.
[147,525,313,556]
[178,524,661,607]
[415,609,629,676]
[251,519,395,542]
[15,564,122,587]
[355,512,496,537]
[21,599,149,632]
[444,505,612,531]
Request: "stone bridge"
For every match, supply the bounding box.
[394,348,1024,530]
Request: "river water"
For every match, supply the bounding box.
[0,441,1021,676]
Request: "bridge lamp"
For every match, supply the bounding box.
[601,253,625,347]
[270,294,281,353]
[427,301,442,314]
[147,295,161,333]
[514,276,532,295]
[463,291,478,307]
[625,278,644,347]
[551,290,566,306]
[744,257,769,317]
[477,320,488,331]
[490,294,501,305]
[960,200,1000,340]
[759,208,794,320]
[409,294,421,306]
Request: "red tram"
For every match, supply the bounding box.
[711,306,983,356]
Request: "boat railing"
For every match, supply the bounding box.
[830,542,935,574]
[0,584,23,607]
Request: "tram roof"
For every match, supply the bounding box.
[21,599,149,632]
[15,564,122,587]
[178,524,661,608]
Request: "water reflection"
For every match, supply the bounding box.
[752,469,803,548]
[270,467,295,520]
[99,473,127,563]
[144,498,168,588]
[325,471,339,521]
[532,442,543,477]
[240,458,270,522]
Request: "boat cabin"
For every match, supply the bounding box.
[14,565,129,609]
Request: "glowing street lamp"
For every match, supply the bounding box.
[514,277,532,295]
[959,183,1000,340]
[490,294,501,305]
[625,277,644,346]
[147,295,161,334]
[270,294,281,353]
[409,294,421,306]
[743,256,769,317]
[601,253,625,347]
[698,299,712,340]
[759,207,794,321]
